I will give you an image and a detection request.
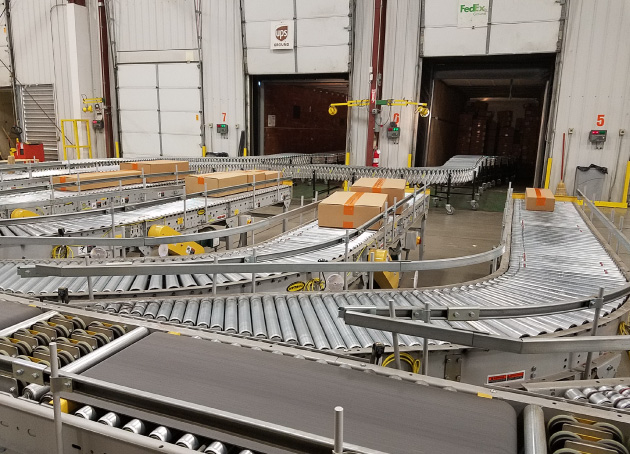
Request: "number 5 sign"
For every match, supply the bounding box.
[597,115,605,127]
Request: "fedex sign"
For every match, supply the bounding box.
[457,0,489,27]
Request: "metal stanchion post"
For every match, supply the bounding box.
[212,256,218,296]
[369,251,375,290]
[85,256,94,300]
[583,287,604,379]
[343,230,349,290]
[333,406,343,454]
[422,302,430,376]
[618,216,624,254]
[110,200,116,258]
[50,342,64,454]
[204,181,208,224]
[388,299,401,370]
[251,249,257,293]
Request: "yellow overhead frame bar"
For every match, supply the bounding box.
[328,99,430,117]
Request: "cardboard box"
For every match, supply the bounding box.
[120,160,189,183]
[318,191,387,230]
[351,177,406,213]
[525,188,555,212]
[53,170,143,191]
[185,171,249,196]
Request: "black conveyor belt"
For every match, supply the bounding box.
[83,333,517,454]
[0,300,43,330]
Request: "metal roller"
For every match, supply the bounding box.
[169,299,187,324]
[74,405,98,421]
[197,299,212,328]
[237,296,253,337]
[156,300,174,321]
[210,298,225,330]
[204,441,228,454]
[97,412,121,427]
[148,426,172,442]
[261,295,282,341]
[224,297,238,333]
[182,299,200,325]
[175,433,200,450]
[122,418,146,434]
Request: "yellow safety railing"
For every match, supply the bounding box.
[61,119,92,160]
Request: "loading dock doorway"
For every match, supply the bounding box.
[417,55,555,188]
[252,76,348,156]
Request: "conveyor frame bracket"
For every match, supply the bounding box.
[50,376,73,393]
[12,359,46,385]
[444,354,462,382]
[447,307,480,321]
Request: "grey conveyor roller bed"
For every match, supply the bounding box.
[0,185,290,237]
[0,220,379,298]
[82,331,517,454]
[93,201,628,349]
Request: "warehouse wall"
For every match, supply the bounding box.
[347,0,373,166]
[242,0,350,75]
[202,0,245,156]
[11,0,103,159]
[425,80,467,166]
[547,0,630,202]
[378,0,422,168]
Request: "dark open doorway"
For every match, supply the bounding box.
[417,54,556,188]
[251,75,349,156]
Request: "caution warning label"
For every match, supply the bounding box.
[487,370,525,384]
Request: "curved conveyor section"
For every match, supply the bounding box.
[90,202,627,350]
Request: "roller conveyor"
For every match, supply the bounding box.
[0,220,381,297]
[0,180,186,218]
[89,201,627,349]
[0,185,291,238]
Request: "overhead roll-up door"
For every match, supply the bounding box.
[118,63,202,158]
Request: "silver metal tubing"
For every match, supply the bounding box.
[197,299,212,328]
[97,412,121,427]
[333,406,343,454]
[50,342,64,454]
[204,441,228,454]
[23,326,149,401]
[149,426,172,442]
[0,310,58,337]
[238,296,253,336]
[210,298,225,330]
[183,299,200,325]
[583,287,604,379]
[170,300,187,323]
[156,300,174,321]
[122,419,146,434]
[388,300,401,370]
[523,405,546,454]
[564,388,587,402]
[176,434,200,450]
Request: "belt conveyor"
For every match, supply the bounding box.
[78,331,517,454]
[87,201,627,350]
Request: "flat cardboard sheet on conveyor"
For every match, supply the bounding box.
[0,300,42,330]
[82,333,517,454]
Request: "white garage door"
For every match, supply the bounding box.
[118,63,202,158]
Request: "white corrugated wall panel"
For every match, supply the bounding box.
[489,0,561,54]
[112,0,197,51]
[10,0,56,84]
[423,0,487,56]
[489,22,559,54]
[548,0,630,202]
[0,8,11,87]
[348,0,373,166]
[379,0,421,168]
[243,0,350,74]
[423,0,561,56]
[203,0,245,156]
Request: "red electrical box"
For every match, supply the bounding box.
[16,142,45,162]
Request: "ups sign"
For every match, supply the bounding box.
[270,22,293,49]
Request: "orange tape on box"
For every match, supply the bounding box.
[372,178,385,193]
[534,188,545,206]
[343,192,364,215]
